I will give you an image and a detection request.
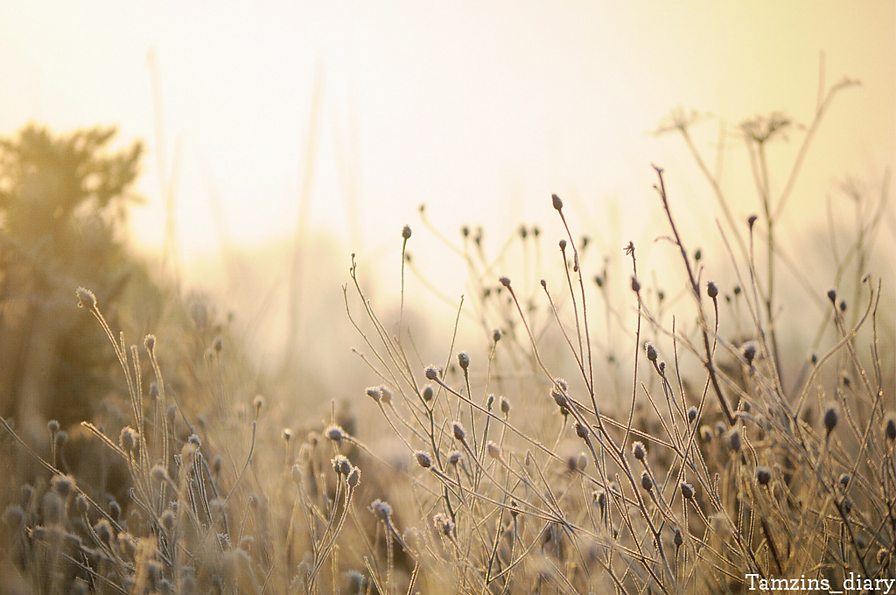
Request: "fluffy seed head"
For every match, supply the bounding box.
[365,386,383,402]
[424,365,439,381]
[452,422,466,441]
[347,466,361,488]
[447,450,462,465]
[680,482,695,500]
[324,425,346,442]
[486,441,502,460]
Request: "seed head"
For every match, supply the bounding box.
[747,214,758,228]
[369,499,393,521]
[144,334,156,354]
[379,386,392,405]
[499,276,511,288]
[687,406,698,423]
[452,421,466,442]
[632,441,646,461]
[838,473,850,488]
[282,428,293,441]
[645,344,657,363]
[414,451,433,469]
[575,421,589,439]
[252,394,265,414]
[827,288,837,304]
[727,428,742,453]
[325,425,346,442]
[332,455,352,476]
[365,386,383,402]
[447,450,462,465]
[47,419,60,434]
[433,513,455,537]
[75,287,97,309]
[457,352,470,370]
[422,385,434,401]
[401,225,412,240]
[347,466,361,488]
[673,527,683,547]
[743,343,757,365]
[51,474,75,498]
[499,396,511,415]
[680,482,695,500]
[823,403,839,434]
[640,471,653,491]
[631,276,641,292]
[424,365,439,381]
[119,426,139,452]
[492,329,502,343]
[884,414,896,441]
[551,193,563,210]
[706,281,718,299]
[486,441,502,460]
[755,466,772,486]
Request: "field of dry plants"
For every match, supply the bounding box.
[0,78,894,595]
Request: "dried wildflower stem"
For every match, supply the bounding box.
[652,166,735,425]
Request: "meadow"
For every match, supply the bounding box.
[0,78,894,595]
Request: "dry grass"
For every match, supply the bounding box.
[1,84,894,594]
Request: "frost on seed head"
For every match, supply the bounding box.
[414,451,433,469]
[365,386,383,402]
[452,421,466,441]
[369,499,393,521]
[75,287,97,309]
[632,441,646,461]
[424,366,439,381]
[324,425,346,442]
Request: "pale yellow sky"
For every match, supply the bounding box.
[1,0,893,277]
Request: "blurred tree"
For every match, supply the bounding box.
[0,125,151,437]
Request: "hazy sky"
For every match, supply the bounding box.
[1,1,893,273]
